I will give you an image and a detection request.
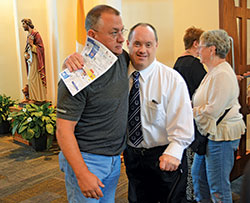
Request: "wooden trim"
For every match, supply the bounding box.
[219,0,250,180]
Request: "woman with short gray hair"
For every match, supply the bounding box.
[191,29,245,203]
[200,29,231,58]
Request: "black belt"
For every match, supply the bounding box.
[127,144,168,156]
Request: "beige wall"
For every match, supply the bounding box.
[0,1,21,100]
[173,0,219,66]
[0,0,218,104]
[122,0,219,67]
[56,0,77,68]
[122,0,174,67]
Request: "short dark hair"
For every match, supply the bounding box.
[21,18,34,29]
[128,23,158,42]
[183,26,204,50]
[85,5,120,31]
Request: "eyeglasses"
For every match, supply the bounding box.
[198,44,208,49]
[92,28,128,39]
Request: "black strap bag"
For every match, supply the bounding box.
[190,108,231,155]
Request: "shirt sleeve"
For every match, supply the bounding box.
[163,76,194,160]
[56,80,87,122]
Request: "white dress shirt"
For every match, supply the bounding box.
[128,60,194,160]
[193,61,246,141]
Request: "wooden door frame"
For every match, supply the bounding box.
[219,0,250,180]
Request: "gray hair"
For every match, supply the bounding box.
[200,29,231,59]
[85,5,120,31]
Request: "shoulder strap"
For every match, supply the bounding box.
[216,108,231,125]
[206,108,231,137]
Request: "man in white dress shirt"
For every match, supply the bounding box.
[123,23,194,203]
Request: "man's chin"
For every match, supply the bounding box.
[133,63,147,71]
[113,48,123,56]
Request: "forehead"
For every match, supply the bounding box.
[131,26,156,41]
[98,12,123,29]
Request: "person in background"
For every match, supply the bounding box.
[21,18,47,101]
[192,29,246,203]
[124,23,194,203]
[173,26,206,98]
[56,5,130,202]
[173,26,206,202]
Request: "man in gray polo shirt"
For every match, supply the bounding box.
[56,5,129,202]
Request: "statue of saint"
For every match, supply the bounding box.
[21,18,47,102]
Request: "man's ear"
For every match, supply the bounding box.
[126,40,130,47]
[87,29,95,38]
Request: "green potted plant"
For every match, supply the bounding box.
[9,102,56,151]
[0,94,16,134]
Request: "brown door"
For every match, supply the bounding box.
[219,0,250,180]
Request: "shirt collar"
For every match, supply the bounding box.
[128,59,156,82]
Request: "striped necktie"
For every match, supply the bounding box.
[128,71,143,146]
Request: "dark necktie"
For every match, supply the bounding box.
[128,71,143,146]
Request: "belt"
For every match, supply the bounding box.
[127,144,168,156]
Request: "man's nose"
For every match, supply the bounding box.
[139,45,146,53]
[117,33,125,43]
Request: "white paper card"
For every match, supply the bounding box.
[60,36,118,96]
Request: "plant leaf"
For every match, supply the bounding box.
[21,119,30,126]
[33,125,39,133]
[31,111,43,117]
[42,102,50,110]
[11,123,19,135]
[47,134,53,149]
[26,128,35,140]
[18,125,28,133]
[34,132,40,138]
[29,103,39,111]
[46,123,54,135]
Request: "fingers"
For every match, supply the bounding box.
[81,178,104,199]
[159,154,180,171]
[91,180,104,198]
[64,59,78,72]
[95,187,104,199]
[83,188,103,199]
[98,179,105,188]
[237,75,244,82]
[63,52,84,72]
[83,190,101,200]
[159,160,178,171]
[65,57,83,72]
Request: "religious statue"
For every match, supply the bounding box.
[21,18,47,102]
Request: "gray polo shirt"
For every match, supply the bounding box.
[57,51,129,156]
